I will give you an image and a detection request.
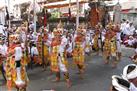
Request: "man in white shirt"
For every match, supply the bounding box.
[14,43,23,68]
[121,19,127,34]
[125,21,130,35]
[124,36,136,47]
[28,43,39,69]
[111,75,137,91]
[122,64,137,87]
[129,23,135,36]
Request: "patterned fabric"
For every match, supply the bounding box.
[73,43,85,65]
[103,36,117,58]
[110,36,117,56]
[103,38,111,58]
[93,34,99,51]
[50,46,59,72]
[44,45,49,57]
[6,46,29,90]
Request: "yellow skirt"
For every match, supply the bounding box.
[73,48,85,65]
[44,45,49,57]
[50,53,59,72]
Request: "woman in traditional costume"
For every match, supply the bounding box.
[6,34,29,91]
[50,26,71,88]
[92,24,102,55]
[42,28,50,70]
[103,24,118,67]
[72,26,85,78]
[103,25,111,64]
[92,25,100,51]
[110,26,118,67]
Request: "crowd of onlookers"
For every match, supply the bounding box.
[111,19,137,91]
[120,19,137,48]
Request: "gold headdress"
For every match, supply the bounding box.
[53,28,60,36]
[81,23,86,29]
[77,26,82,32]
[15,27,21,34]
[44,27,49,33]
[106,22,114,30]
[57,20,63,28]
[9,34,20,43]
[77,26,86,35]
[57,20,63,35]
[95,23,102,30]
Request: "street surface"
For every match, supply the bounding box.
[0,46,135,91]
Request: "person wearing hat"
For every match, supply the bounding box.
[124,36,135,47]
[92,24,102,54]
[50,26,71,88]
[103,24,112,64]
[6,34,29,91]
[122,64,137,87]
[103,23,118,67]
[111,75,137,91]
[72,26,86,79]
[129,22,135,36]
[0,35,7,82]
[59,27,72,87]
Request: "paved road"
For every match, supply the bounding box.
[0,46,135,91]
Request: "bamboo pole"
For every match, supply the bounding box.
[76,0,79,29]
[33,0,37,33]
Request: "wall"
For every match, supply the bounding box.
[0,10,5,25]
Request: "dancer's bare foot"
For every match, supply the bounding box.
[66,79,72,88]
